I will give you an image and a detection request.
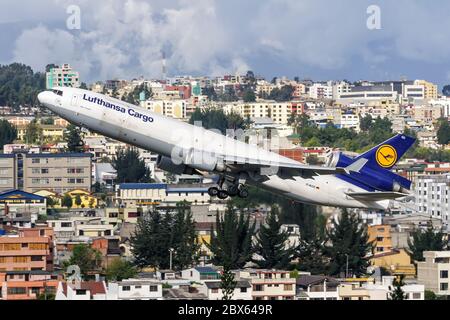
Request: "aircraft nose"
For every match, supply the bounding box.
[37,91,54,106]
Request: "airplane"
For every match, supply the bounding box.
[38,87,416,210]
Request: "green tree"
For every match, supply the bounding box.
[0,119,17,149]
[389,275,406,300]
[268,85,294,102]
[61,194,73,209]
[243,88,256,102]
[437,118,450,146]
[131,206,199,270]
[112,147,151,183]
[253,206,295,269]
[443,84,450,96]
[425,290,437,300]
[24,120,41,144]
[325,209,372,277]
[131,210,172,269]
[359,114,373,132]
[75,194,82,207]
[65,244,102,278]
[296,238,329,275]
[170,202,200,270]
[0,63,46,110]
[407,220,447,262]
[189,108,246,135]
[220,267,237,300]
[64,124,85,152]
[105,258,138,281]
[206,205,255,269]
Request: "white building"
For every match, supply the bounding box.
[106,279,163,300]
[417,251,450,295]
[204,280,252,300]
[414,175,450,226]
[46,64,80,89]
[296,275,340,300]
[309,83,333,100]
[55,281,107,300]
[181,267,220,283]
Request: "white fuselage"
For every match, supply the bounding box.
[38,88,389,210]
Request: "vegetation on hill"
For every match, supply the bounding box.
[0,63,46,110]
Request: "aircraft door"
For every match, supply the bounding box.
[71,94,78,107]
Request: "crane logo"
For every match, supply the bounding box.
[376,145,397,168]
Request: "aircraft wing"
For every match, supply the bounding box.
[345,191,409,201]
[222,155,367,176]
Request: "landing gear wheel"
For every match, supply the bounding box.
[217,190,229,200]
[238,186,249,198]
[227,185,239,197]
[208,187,219,197]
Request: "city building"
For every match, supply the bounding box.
[55,281,107,300]
[204,280,252,300]
[0,227,55,272]
[236,269,296,300]
[181,267,220,283]
[414,175,450,225]
[0,154,17,192]
[417,251,450,295]
[296,275,340,300]
[368,225,393,254]
[23,153,92,194]
[106,279,163,300]
[0,270,62,300]
[46,64,80,89]
[0,190,47,227]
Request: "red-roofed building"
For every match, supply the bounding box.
[55,280,107,300]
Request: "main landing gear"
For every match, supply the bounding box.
[208,183,249,199]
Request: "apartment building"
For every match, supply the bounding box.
[0,227,54,272]
[223,102,294,125]
[414,80,438,99]
[414,175,450,225]
[144,100,189,119]
[237,269,296,300]
[417,251,450,295]
[23,153,92,194]
[368,225,393,254]
[181,267,220,283]
[0,270,62,300]
[46,63,80,89]
[0,154,16,192]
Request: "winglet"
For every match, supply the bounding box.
[344,158,368,174]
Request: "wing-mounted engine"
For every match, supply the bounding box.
[156,149,226,176]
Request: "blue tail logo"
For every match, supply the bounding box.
[355,134,415,170]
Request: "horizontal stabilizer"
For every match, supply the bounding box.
[346,191,409,201]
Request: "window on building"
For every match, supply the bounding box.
[149,286,158,292]
[440,271,448,279]
[284,284,293,291]
[254,285,263,292]
[440,283,448,291]
[31,256,43,262]
[122,286,131,291]
[76,289,87,295]
[211,288,219,294]
[240,287,247,293]
[412,292,421,299]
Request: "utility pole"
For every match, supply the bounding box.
[345,254,349,278]
[169,248,174,270]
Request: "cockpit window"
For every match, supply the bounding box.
[52,89,63,96]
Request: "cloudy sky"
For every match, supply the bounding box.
[1,0,450,88]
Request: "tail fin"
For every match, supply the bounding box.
[355,134,415,170]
